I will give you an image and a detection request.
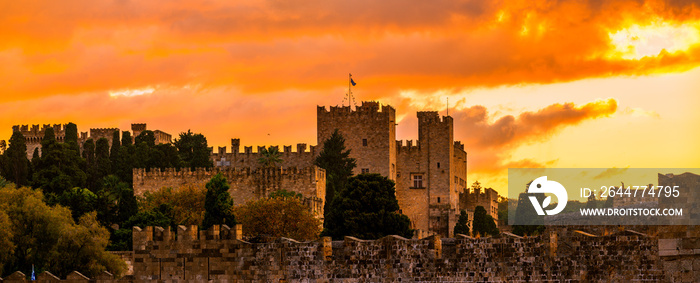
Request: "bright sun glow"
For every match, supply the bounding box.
[608,20,700,60]
[109,87,155,97]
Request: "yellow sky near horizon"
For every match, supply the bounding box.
[2,0,700,196]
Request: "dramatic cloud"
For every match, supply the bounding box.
[1,0,700,102]
[408,99,618,174]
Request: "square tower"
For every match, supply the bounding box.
[317,102,397,180]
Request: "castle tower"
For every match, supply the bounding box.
[131,123,147,138]
[316,101,397,180]
[395,111,462,237]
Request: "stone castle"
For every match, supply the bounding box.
[9,123,171,158]
[204,101,483,238]
[9,102,499,237]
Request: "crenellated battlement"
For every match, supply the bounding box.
[133,166,322,180]
[396,139,421,153]
[417,111,453,125]
[124,225,664,282]
[454,141,464,151]
[132,166,327,218]
[317,101,396,118]
[212,139,317,169]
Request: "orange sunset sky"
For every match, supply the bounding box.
[2,0,699,195]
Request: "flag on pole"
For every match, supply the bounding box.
[350,78,356,86]
[31,265,35,281]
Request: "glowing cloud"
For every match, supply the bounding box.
[608,19,700,60]
[109,87,155,98]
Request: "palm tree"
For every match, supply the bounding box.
[258,146,282,168]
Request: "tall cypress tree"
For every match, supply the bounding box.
[64,123,80,153]
[83,139,97,191]
[1,131,29,186]
[121,131,132,146]
[95,138,112,187]
[314,129,356,225]
[110,131,120,163]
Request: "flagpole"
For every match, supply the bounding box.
[348,73,352,108]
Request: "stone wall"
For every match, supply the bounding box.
[132,166,326,218]
[211,142,317,169]
[459,181,500,224]
[5,225,699,282]
[124,225,666,282]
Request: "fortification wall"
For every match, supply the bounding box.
[211,141,316,169]
[459,181,500,223]
[317,101,396,180]
[12,124,68,158]
[89,128,119,147]
[132,166,326,218]
[120,225,666,282]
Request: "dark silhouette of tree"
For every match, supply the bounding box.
[83,139,97,190]
[32,128,86,199]
[1,132,29,186]
[64,123,80,153]
[201,173,235,230]
[454,210,470,236]
[314,129,356,226]
[95,138,111,181]
[472,206,499,237]
[110,131,120,164]
[174,130,212,170]
[322,174,412,240]
[121,131,132,146]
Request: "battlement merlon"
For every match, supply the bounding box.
[133,166,325,180]
[317,101,396,117]
[454,141,465,151]
[131,225,651,260]
[216,141,316,154]
[417,111,453,125]
[396,140,420,153]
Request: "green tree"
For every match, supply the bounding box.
[1,132,29,186]
[94,138,112,185]
[0,186,126,278]
[121,131,132,146]
[32,128,87,199]
[454,210,470,236]
[107,205,172,251]
[83,139,98,190]
[58,187,97,221]
[140,185,206,226]
[257,146,282,168]
[0,209,13,273]
[110,131,120,164]
[174,130,213,170]
[472,206,499,237]
[322,174,412,240]
[64,123,80,153]
[95,175,137,226]
[115,131,134,185]
[134,130,155,147]
[235,195,321,242]
[201,173,235,229]
[314,129,356,225]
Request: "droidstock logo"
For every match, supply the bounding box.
[528,176,568,216]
